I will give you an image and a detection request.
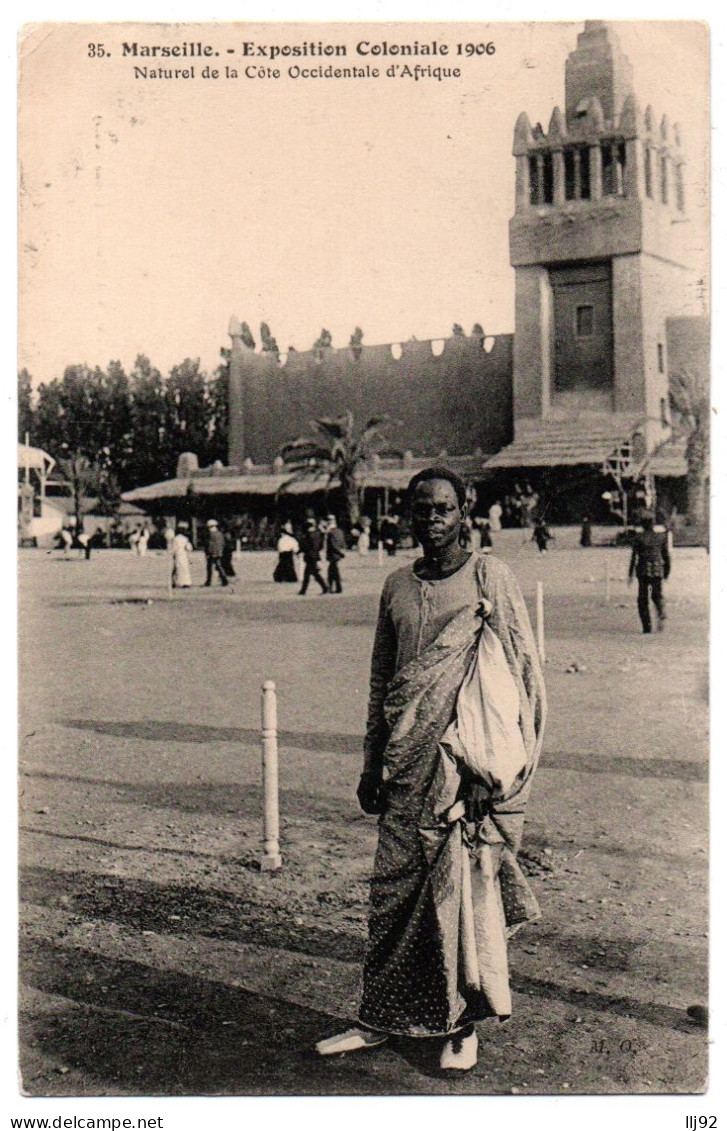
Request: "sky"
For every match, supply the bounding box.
[18,19,709,386]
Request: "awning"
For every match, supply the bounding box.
[122,473,334,503]
[647,438,688,478]
[17,443,55,474]
[483,419,643,469]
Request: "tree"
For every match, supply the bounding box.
[162,359,212,474]
[669,367,709,525]
[240,322,256,350]
[34,364,98,458]
[280,410,395,529]
[349,327,364,360]
[18,369,34,442]
[128,355,167,488]
[313,329,333,350]
[260,322,280,358]
[452,323,465,337]
[207,354,230,466]
[56,452,97,529]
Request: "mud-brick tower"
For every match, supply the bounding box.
[504,20,701,468]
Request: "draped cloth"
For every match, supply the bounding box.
[358,555,546,1037]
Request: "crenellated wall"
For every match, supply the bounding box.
[227,331,514,466]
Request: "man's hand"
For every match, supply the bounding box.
[357,771,385,815]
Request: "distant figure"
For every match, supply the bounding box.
[380,514,399,557]
[203,519,229,587]
[137,527,150,557]
[325,514,346,594]
[628,513,670,634]
[298,517,328,595]
[580,516,592,548]
[458,517,473,550]
[129,527,141,555]
[532,517,554,553]
[171,521,193,589]
[524,492,539,528]
[221,522,237,579]
[479,519,493,553]
[77,529,91,560]
[358,520,371,555]
[59,526,73,558]
[274,521,299,583]
[488,500,503,532]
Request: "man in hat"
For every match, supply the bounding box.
[325,513,346,594]
[203,519,229,587]
[628,512,670,633]
[298,517,328,595]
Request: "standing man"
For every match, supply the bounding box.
[203,519,229,588]
[316,467,546,1071]
[325,513,346,594]
[298,517,329,595]
[628,513,670,633]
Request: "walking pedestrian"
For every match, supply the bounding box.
[628,513,670,633]
[316,466,546,1071]
[380,514,399,557]
[203,519,229,587]
[580,516,592,548]
[532,517,553,553]
[137,526,150,557]
[273,521,299,583]
[478,519,493,553]
[325,514,346,594]
[171,521,193,589]
[298,518,328,595]
[221,522,237,579]
[488,499,503,532]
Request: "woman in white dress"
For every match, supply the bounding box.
[171,521,193,588]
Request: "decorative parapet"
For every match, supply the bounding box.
[513,23,685,215]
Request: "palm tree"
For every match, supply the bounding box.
[669,368,709,525]
[279,410,395,529]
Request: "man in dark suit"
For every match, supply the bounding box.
[325,513,346,594]
[298,518,329,595]
[628,513,671,633]
[203,519,229,587]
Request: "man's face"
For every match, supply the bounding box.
[411,478,464,552]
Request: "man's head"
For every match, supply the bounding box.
[408,466,467,553]
[326,514,337,527]
[641,512,654,531]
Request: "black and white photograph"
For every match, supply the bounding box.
[13,10,716,1122]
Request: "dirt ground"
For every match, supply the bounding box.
[17,528,709,1097]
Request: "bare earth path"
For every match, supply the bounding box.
[17,529,709,1096]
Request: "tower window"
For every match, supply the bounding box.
[575,305,595,337]
[602,141,626,196]
[644,145,653,198]
[657,343,665,373]
[529,155,539,205]
[564,149,576,200]
[579,146,591,200]
[542,152,554,204]
[676,163,685,212]
[564,147,590,201]
[660,155,669,204]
